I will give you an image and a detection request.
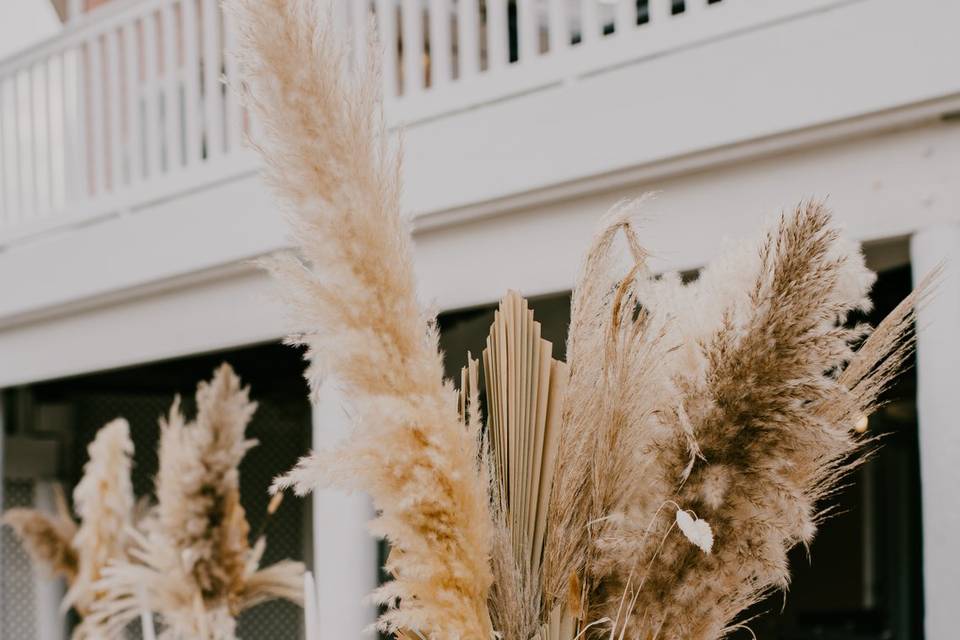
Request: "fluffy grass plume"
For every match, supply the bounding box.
[226,0,495,636]
[543,202,669,627]
[3,419,134,638]
[3,486,78,582]
[68,418,137,630]
[544,202,925,638]
[225,2,922,639]
[90,365,303,639]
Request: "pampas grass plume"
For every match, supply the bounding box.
[226,0,494,636]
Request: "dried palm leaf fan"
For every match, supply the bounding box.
[226,1,931,638]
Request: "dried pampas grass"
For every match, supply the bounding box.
[3,486,78,582]
[543,202,927,638]
[90,364,304,640]
[225,2,926,639]
[227,0,494,636]
[3,419,135,638]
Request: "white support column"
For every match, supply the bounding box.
[910,225,960,640]
[311,379,378,638]
[32,482,67,640]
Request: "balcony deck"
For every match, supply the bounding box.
[2,0,957,243]
[0,0,958,385]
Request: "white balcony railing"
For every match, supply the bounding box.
[0,0,847,245]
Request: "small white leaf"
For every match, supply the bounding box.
[676,509,714,554]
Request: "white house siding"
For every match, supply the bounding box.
[0,0,958,637]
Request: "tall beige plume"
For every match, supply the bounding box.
[544,202,927,638]
[90,365,303,639]
[3,419,135,639]
[225,0,495,636]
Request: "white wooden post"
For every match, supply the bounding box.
[376,0,399,98]
[548,0,568,54]
[910,225,960,640]
[517,0,538,63]
[32,482,67,640]
[402,0,424,95]
[486,0,508,70]
[428,0,451,87]
[616,0,635,35]
[579,0,598,44]
[456,0,479,79]
[311,379,378,638]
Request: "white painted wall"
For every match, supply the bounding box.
[0,2,957,635]
[1,117,957,387]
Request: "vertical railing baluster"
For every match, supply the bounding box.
[0,80,7,225]
[684,0,703,17]
[487,0,508,70]
[106,29,124,193]
[49,55,64,211]
[456,0,479,79]
[161,1,181,171]
[222,1,243,152]
[122,22,143,185]
[33,62,46,216]
[649,0,672,23]
[517,0,539,62]
[428,0,451,87]
[580,0,599,44]
[549,0,568,53]
[352,1,369,72]
[143,13,162,176]
[89,37,106,198]
[29,65,40,217]
[12,73,22,218]
[43,59,56,214]
[74,48,88,204]
[401,0,424,95]
[202,0,224,159]
[181,0,201,165]
[376,0,399,98]
[616,0,636,34]
[64,49,83,206]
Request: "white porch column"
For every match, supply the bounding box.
[32,482,67,640]
[311,379,378,638]
[910,225,960,640]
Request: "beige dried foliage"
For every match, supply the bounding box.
[3,419,135,639]
[3,503,78,582]
[67,419,137,616]
[544,202,668,626]
[544,202,926,639]
[90,365,303,639]
[226,0,494,636]
[223,3,923,639]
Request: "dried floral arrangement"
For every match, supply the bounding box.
[4,364,304,640]
[4,418,134,638]
[228,1,929,638]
